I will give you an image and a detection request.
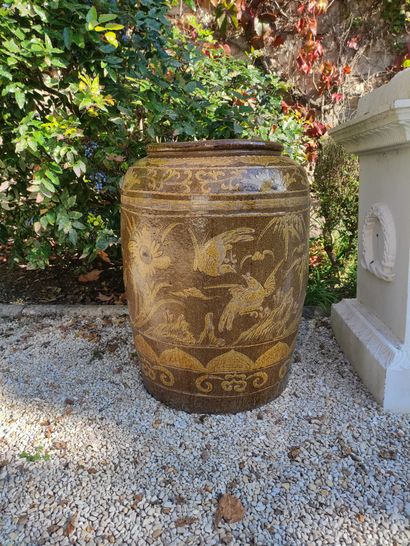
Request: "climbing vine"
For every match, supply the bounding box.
[183,0,410,160]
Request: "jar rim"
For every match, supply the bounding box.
[147,139,283,156]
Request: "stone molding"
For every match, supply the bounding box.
[0,304,129,318]
[330,103,410,154]
[331,299,410,412]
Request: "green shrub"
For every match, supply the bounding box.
[309,137,359,309]
[382,0,410,36]
[0,1,306,269]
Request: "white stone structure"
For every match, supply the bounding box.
[330,68,410,413]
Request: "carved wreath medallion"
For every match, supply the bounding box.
[361,203,396,282]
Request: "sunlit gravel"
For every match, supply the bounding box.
[0,313,409,546]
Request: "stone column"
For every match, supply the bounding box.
[330,68,410,412]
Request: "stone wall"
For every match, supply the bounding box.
[178,0,409,127]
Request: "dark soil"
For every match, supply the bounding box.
[0,246,125,305]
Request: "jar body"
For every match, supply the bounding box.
[121,140,309,413]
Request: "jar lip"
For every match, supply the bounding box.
[147,139,283,156]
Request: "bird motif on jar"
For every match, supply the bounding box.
[188,227,255,277]
[213,260,283,332]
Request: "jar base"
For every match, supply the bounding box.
[141,374,289,414]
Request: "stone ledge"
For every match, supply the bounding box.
[0,304,128,318]
[331,298,410,412]
[0,304,26,318]
[331,68,410,154]
[330,104,410,154]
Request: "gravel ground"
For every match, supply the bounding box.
[0,313,409,546]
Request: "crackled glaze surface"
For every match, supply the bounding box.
[121,140,310,413]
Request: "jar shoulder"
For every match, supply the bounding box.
[122,154,308,195]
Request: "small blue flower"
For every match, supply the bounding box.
[121,30,131,43]
[91,171,107,192]
[84,141,99,159]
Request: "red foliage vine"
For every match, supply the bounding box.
[184,0,408,161]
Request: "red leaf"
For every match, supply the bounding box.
[343,64,351,74]
[307,17,317,36]
[78,269,103,283]
[220,43,231,55]
[250,35,265,49]
[295,18,306,34]
[106,154,125,162]
[315,40,324,58]
[296,53,312,74]
[216,494,245,525]
[281,100,290,113]
[347,36,359,50]
[272,34,285,47]
[305,141,319,163]
[64,515,76,537]
[98,250,112,264]
[305,120,327,138]
[331,92,344,102]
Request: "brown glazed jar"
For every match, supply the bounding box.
[121,140,309,413]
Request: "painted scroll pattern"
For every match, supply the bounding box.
[135,334,293,394]
[123,163,308,195]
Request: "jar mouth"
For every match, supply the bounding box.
[147,139,283,157]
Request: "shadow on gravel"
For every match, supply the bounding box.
[0,314,408,545]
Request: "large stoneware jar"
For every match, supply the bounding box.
[121,140,309,413]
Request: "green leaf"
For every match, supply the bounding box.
[15,90,26,109]
[45,211,56,225]
[86,6,98,24]
[106,56,122,65]
[0,66,12,80]
[45,170,60,186]
[71,32,85,48]
[184,81,197,93]
[44,33,53,50]
[33,5,48,21]
[230,14,239,29]
[80,245,93,259]
[182,0,196,10]
[98,14,118,24]
[68,229,78,245]
[217,13,228,33]
[73,161,86,177]
[104,32,119,48]
[103,23,124,31]
[69,211,82,219]
[51,58,67,68]
[63,28,72,49]
[4,39,20,53]
[40,178,56,194]
[6,56,18,67]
